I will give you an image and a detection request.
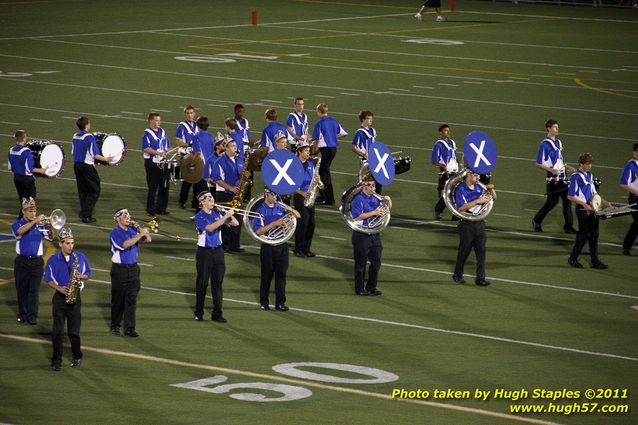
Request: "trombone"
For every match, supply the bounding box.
[215,205,264,220]
[130,217,182,241]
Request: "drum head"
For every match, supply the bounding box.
[100,134,125,165]
[41,144,65,177]
[591,194,602,212]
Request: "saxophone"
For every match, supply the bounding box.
[304,154,324,208]
[231,151,253,208]
[65,253,82,305]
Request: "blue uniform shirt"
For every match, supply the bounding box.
[110,225,141,264]
[536,138,565,177]
[72,131,101,165]
[8,144,35,176]
[568,170,597,204]
[191,130,215,161]
[234,116,250,145]
[312,116,347,148]
[351,191,381,227]
[175,121,198,155]
[620,159,638,192]
[211,154,243,194]
[44,251,91,289]
[202,152,222,182]
[286,112,309,140]
[261,122,293,152]
[142,127,169,161]
[12,218,51,256]
[352,126,376,154]
[253,202,286,237]
[299,160,315,192]
[455,180,484,214]
[194,209,224,248]
[431,138,459,172]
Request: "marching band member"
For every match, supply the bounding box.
[193,191,238,322]
[142,113,171,216]
[351,110,382,193]
[532,119,577,234]
[311,103,347,206]
[233,104,250,146]
[12,197,53,324]
[431,124,459,220]
[212,138,247,253]
[620,143,638,256]
[109,208,152,337]
[261,108,293,152]
[191,116,216,206]
[176,106,199,209]
[253,187,300,311]
[567,152,610,269]
[452,171,496,287]
[286,97,310,144]
[415,0,445,21]
[293,144,316,257]
[45,228,91,371]
[8,130,47,218]
[73,116,113,223]
[225,118,245,158]
[351,179,392,296]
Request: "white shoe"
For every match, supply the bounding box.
[436,15,446,22]
[415,13,423,21]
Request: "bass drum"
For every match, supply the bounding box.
[94,132,126,166]
[26,140,65,178]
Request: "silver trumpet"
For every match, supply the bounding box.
[43,209,66,230]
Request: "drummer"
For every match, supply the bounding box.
[8,130,48,218]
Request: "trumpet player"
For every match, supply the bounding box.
[12,197,53,325]
[452,171,496,287]
[45,228,91,371]
[253,187,300,311]
[109,208,152,337]
[194,191,238,323]
[293,144,317,257]
[351,179,392,296]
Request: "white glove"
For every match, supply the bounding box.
[415,13,423,21]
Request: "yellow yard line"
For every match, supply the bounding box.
[575,78,638,100]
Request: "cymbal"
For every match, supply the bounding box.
[180,153,204,183]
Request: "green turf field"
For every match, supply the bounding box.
[1,1,637,424]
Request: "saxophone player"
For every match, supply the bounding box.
[211,138,248,253]
[45,228,92,371]
[293,143,317,257]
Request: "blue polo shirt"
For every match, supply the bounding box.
[45,251,91,289]
[234,116,250,144]
[8,144,35,176]
[286,112,309,140]
[192,130,215,161]
[620,159,638,192]
[312,116,347,148]
[176,120,198,155]
[194,209,224,248]
[536,137,566,177]
[351,191,381,227]
[253,202,286,237]
[142,127,169,161]
[568,170,597,204]
[299,160,315,192]
[72,131,101,165]
[211,154,244,194]
[110,225,141,264]
[352,126,376,154]
[261,122,292,152]
[455,180,484,214]
[12,218,51,256]
[431,138,459,172]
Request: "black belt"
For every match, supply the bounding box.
[199,245,222,250]
[19,255,41,259]
[112,263,138,267]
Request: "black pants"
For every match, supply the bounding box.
[195,246,225,318]
[74,162,101,220]
[318,147,337,204]
[51,292,81,364]
[434,172,453,214]
[13,174,36,218]
[14,255,43,321]
[623,194,638,252]
[352,232,383,292]
[179,181,198,208]
[293,194,315,253]
[110,263,141,332]
[570,207,600,262]
[454,220,486,281]
[145,159,170,215]
[533,180,573,229]
[260,243,289,306]
[216,191,242,251]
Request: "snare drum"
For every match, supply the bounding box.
[167,160,182,183]
[394,156,411,175]
[94,132,126,166]
[26,140,65,178]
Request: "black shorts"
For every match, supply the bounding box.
[424,0,441,7]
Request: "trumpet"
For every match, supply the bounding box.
[131,217,182,240]
[215,204,264,220]
[41,209,66,230]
